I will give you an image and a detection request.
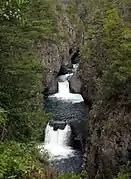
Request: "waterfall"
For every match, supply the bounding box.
[73,64,79,71]
[58,80,70,94]
[43,123,74,159]
[58,73,73,82]
[45,123,71,146]
[49,77,84,103]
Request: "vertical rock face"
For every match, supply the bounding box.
[78,58,131,179]
[38,40,69,95]
[74,67,130,179]
[86,103,131,179]
[69,73,82,94]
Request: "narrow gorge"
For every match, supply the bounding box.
[39,64,86,173]
[0,0,131,179]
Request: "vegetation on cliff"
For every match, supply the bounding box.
[80,0,131,104]
[79,0,131,178]
[0,0,56,178]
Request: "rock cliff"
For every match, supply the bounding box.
[78,1,131,178]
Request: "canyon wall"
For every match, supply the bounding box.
[78,1,131,178]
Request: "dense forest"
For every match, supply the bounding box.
[0,0,131,179]
[79,1,131,179]
[0,0,56,178]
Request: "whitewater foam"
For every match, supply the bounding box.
[38,123,75,160]
[49,80,84,104]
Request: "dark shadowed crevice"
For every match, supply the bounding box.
[70,47,80,64]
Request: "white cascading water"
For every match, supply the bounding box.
[49,79,84,103]
[73,64,79,71]
[58,80,70,94]
[43,123,74,159]
[45,123,71,146]
[58,73,73,82]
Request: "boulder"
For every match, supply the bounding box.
[49,120,67,130]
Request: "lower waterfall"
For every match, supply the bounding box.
[44,123,74,159]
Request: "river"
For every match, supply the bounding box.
[39,66,85,173]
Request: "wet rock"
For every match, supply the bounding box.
[58,65,73,76]
[49,120,67,130]
[69,74,82,93]
[58,73,73,82]
[81,87,93,107]
[70,119,87,150]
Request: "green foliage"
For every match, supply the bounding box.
[58,172,81,179]
[0,141,45,179]
[101,7,131,102]
[115,173,130,179]
[0,0,27,22]
[58,170,89,179]
[0,0,55,141]
[114,162,131,179]
[80,0,131,106]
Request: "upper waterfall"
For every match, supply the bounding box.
[58,80,70,94]
[49,74,84,104]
